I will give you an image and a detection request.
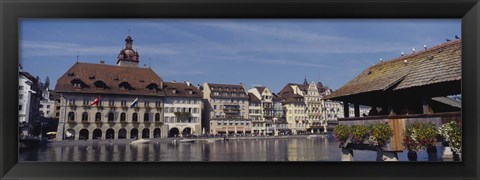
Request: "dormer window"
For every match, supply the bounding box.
[119,82,132,90]
[172,89,177,94]
[94,80,107,89]
[146,83,159,91]
[88,75,95,79]
[68,72,75,77]
[71,79,84,89]
[218,87,222,91]
[188,90,194,95]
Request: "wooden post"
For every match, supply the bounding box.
[343,102,349,118]
[422,97,433,114]
[354,104,360,117]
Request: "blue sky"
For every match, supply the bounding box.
[20,19,460,93]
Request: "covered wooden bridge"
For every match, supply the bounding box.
[324,39,462,159]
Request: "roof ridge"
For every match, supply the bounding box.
[371,39,460,68]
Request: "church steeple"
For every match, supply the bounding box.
[117,35,139,67]
[303,77,308,85]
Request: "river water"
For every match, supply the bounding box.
[19,136,446,161]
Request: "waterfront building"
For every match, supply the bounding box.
[163,81,203,137]
[272,93,289,135]
[202,83,251,135]
[278,83,307,134]
[19,69,43,135]
[248,92,263,134]
[54,35,168,140]
[247,87,274,135]
[303,80,324,133]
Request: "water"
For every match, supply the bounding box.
[19,136,447,161]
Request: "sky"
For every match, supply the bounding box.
[19,19,461,93]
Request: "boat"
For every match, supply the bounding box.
[307,135,324,139]
[130,139,151,145]
[205,138,222,143]
[179,139,195,143]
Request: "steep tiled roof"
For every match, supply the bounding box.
[55,62,165,96]
[207,83,249,99]
[278,83,306,105]
[248,93,261,103]
[326,40,461,99]
[163,82,202,98]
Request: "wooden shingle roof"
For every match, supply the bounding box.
[326,40,461,100]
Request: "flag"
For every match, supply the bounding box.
[130,97,138,108]
[90,96,100,106]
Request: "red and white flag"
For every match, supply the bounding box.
[90,96,100,106]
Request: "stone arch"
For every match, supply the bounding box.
[182,127,192,136]
[142,128,150,139]
[153,128,161,138]
[169,128,180,137]
[106,128,115,139]
[130,128,139,139]
[92,129,102,139]
[118,128,127,139]
[79,129,89,140]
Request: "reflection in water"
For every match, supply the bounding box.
[19,136,444,162]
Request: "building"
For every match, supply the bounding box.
[202,83,251,135]
[163,81,203,137]
[19,70,43,135]
[39,88,61,119]
[272,93,289,135]
[278,83,307,134]
[54,35,168,140]
[303,80,324,133]
[247,87,274,135]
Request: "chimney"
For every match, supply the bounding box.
[100,60,105,64]
[172,80,176,83]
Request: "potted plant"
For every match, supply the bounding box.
[438,121,462,160]
[404,122,438,161]
[368,123,393,148]
[403,123,422,161]
[350,125,369,144]
[333,124,350,147]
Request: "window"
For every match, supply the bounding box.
[19,105,22,111]
[19,86,24,90]
[132,113,138,122]
[95,112,101,121]
[19,94,23,99]
[121,100,127,106]
[213,105,217,110]
[155,101,161,107]
[68,99,76,105]
[83,99,89,106]
[213,92,219,96]
[155,113,160,122]
[144,113,150,122]
[68,112,75,121]
[144,101,149,107]
[120,113,127,121]
[47,105,51,108]
[108,100,115,106]
[108,112,114,121]
[46,111,50,114]
[82,112,88,121]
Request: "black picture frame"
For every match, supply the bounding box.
[1,0,479,179]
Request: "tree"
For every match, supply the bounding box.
[316,81,330,93]
[44,76,50,90]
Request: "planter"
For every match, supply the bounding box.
[341,148,354,161]
[453,152,461,161]
[407,150,417,161]
[427,146,438,161]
